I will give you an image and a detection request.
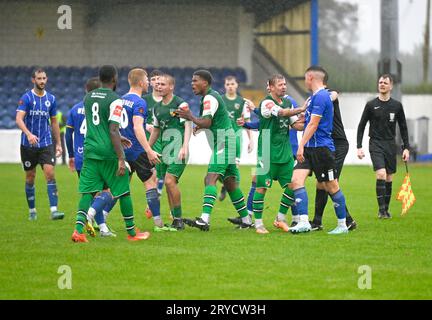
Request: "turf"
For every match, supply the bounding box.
[0,163,431,299]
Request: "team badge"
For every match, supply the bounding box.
[78,147,83,154]
[24,161,31,168]
[234,103,240,110]
[45,100,51,107]
[389,113,395,122]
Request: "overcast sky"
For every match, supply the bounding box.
[339,0,428,54]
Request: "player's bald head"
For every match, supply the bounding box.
[86,77,101,92]
[128,68,147,86]
[162,74,175,87]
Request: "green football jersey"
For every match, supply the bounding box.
[200,88,233,147]
[153,95,189,150]
[222,94,250,132]
[83,88,123,160]
[143,93,162,129]
[257,95,297,164]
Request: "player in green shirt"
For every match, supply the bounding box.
[71,65,150,242]
[149,74,192,230]
[143,69,165,197]
[176,69,252,231]
[218,75,254,201]
[254,75,305,234]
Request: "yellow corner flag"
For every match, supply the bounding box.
[396,165,416,216]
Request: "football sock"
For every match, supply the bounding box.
[294,187,308,216]
[385,181,393,212]
[246,181,256,215]
[119,195,136,236]
[146,188,160,217]
[252,192,265,220]
[25,182,35,212]
[90,191,111,225]
[314,188,328,224]
[47,179,58,210]
[376,179,386,213]
[291,204,300,223]
[202,185,217,215]
[330,189,347,220]
[75,193,93,234]
[172,206,182,219]
[279,187,295,215]
[228,188,248,218]
[103,196,117,218]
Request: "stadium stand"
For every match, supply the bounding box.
[0,66,248,129]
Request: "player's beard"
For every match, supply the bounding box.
[36,83,45,91]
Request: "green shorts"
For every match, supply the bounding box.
[207,144,239,180]
[256,158,294,189]
[235,130,243,162]
[159,161,186,180]
[79,158,130,197]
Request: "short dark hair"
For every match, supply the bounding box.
[193,69,213,85]
[267,74,285,86]
[224,75,237,83]
[32,67,46,78]
[86,77,101,92]
[379,74,394,84]
[99,65,117,84]
[306,65,327,75]
[149,69,164,78]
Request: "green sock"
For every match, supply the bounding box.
[228,188,248,218]
[119,195,136,237]
[172,206,182,218]
[75,193,93,234]
[202,185,217,215]
[279,187,295,215]
[253,192,265,220]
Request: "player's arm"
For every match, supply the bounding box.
[297,115,321,163]
[179,121,192,160]
[50,116,62,157]
[175,95,217,129]
[65,125,75,171]
[397,104,410,162]
[133,115,160,164]
[242,99,254,153]
[356,103,371,159]
[109,99,127,176]
[16,111,39,145]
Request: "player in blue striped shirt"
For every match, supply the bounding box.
[15,68,64,221]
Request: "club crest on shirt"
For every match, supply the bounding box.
[389,113,395,122]
[234,103,240,110]
[45,100,51,107]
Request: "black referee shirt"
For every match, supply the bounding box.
[357,97,410,149]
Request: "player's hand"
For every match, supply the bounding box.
[27,133,39,145]
[402,149,410,162]
[55,144,62,158]
[120,136,132,149]
[193,125,201,136]
[178,146,189,161]
[147,149,161,165]
[236,116,245,127]
[297,113,306,123]
[300,98,310,112]
[175,108,193,121]
[145,124,154,134]
[297,145,305,163]
[357,148,365,160]
[244,98,256,112]
[117,159,126,176]
[68,158,76,172]
[248,139,254,153]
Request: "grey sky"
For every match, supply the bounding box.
[339,0,428,54]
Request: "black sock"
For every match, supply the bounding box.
[345,206,353,224]
[313,189,328,224]
[376,179,386,213]
[385,181,392,212]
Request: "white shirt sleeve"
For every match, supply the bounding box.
[178,102,189,123]
[260,99,275,119]
[202,95,219,118]
[242,100,251,120]
[109,99,123,124]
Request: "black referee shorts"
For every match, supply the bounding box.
[20,145,56,171]
[128,152,155,182]
[294,147,337,182]
[369,139,397,174]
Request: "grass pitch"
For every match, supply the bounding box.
[0,163,431,299]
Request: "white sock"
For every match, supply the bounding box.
[99,223,109,233]
[255,219,263,228]
[338,218,347,228]
[103,210,109,220]
[153,216,163,227]
[248,210,253,217]
[242,215,252,225]
[277,213,286,222]
[29,208,37,214]
[300,214,309,223]
[292,215,300,223]
[87,207,96,221]
[50,206,57,213]
[201,213,210,223]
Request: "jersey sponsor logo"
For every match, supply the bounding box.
[45,100,51,107]
[113,105,122,117]
[265,101,274,110]
[203,100,211,111]
[227,111,235,119]
[29,110,49,117]
[279,119,289,128]
[389,113,395,122]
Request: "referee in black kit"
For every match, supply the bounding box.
[357,74,410,219]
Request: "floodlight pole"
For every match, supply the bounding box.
[379,0,401,101]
